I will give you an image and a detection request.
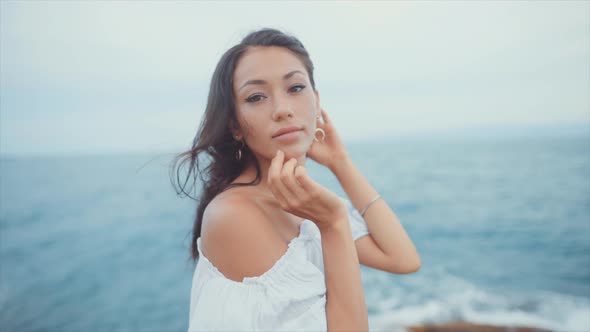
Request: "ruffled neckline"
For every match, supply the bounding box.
[196,219,314,285]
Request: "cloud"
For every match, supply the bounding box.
[1,1,588,155]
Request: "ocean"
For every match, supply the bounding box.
[1,134,589,331]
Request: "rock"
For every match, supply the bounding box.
[405,320,552,332]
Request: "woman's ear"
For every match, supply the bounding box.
[228,119,242,139]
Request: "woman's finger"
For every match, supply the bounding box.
[319,108,334,135]
[281,159,308,200]
[293,165,320,197]
[321,108,330,126]
[268,150,288,203]
[317,109,325,127]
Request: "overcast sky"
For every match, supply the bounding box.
[1,1,588,156]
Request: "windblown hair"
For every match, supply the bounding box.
[169,28,317,263]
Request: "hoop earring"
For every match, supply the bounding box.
[236,139,245,161]
[314,128,326,142]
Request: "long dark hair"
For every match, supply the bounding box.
[169,28,317,263]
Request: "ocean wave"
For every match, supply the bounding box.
[364,267,590,332]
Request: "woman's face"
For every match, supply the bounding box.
[232,46,320,162]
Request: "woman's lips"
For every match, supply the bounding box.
[273,129,303,142]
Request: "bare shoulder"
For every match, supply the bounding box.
[199,189,288,282]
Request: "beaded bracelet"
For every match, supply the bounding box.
[360,194,381,217]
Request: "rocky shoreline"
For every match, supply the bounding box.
[404,320,552,332]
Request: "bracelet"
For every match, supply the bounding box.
[360,194,381,217]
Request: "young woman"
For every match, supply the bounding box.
[171,27,421,331]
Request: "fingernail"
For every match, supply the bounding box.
[278,150,283,157]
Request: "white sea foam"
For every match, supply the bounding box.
[362,267,590,332]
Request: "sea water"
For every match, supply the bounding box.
[1,134,588,331]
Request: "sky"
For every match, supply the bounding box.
[1,0,588,156]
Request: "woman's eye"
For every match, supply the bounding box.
[245,94,265,103]
[245,85,305,103]
[290,84,306,93]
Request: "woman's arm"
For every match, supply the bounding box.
[331,156,421,273]
[307,108,421,273]
[267,149,369,331]
[318,212,369,332]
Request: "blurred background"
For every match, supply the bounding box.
[1,1,588,331]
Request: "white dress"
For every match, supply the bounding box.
[187,197,370,332]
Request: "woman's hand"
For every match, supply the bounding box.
[268,149,347,231]
[306,108,350,171]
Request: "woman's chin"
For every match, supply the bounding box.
[284,152,306,161]
[278,147,307,161]
[270,139,313,161]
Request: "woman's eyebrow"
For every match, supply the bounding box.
[238,70,305,92]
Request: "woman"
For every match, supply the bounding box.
[171,28,421,331]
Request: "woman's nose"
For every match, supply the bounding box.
[272,105,294,121]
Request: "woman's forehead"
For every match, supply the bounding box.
[233,47,306,85]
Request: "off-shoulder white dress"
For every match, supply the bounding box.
[187,197,370,332]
